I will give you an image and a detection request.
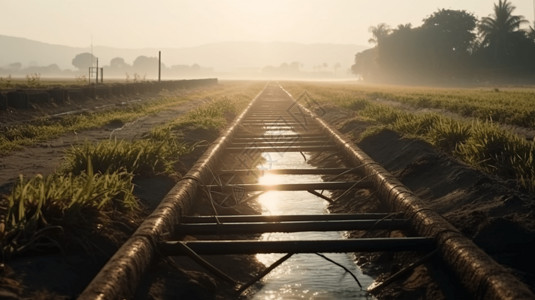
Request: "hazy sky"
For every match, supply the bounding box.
[1,0,534,49]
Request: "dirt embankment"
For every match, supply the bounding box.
[321,105,535,297]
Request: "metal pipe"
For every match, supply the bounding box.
[233,133,324,139]
[204,181,369,192]
[226,145,337,152]
[160,238,436,255]
[217,168,357,175]
[175,219,409,234]
[230,141,329,146]
[180,213,403,223]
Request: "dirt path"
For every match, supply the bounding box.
[0,93,210,193]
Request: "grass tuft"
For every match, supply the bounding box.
[1,158,137,258]
[62,137,191,178]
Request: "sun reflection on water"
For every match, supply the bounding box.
[251,152,374,299]
[258,173,280,186]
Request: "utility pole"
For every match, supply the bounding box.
[158,51,161,82]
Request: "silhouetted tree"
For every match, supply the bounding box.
[353,1,535,83]
[396,23,412,32]
[110,57,130,69]
[368,23,391,46]
[377,25,429,81]
[421,9,477,78]
[191,64,201,72]
[132,56,162,76]
[478,0,528,62]
[8,62,22,71]
[351,48,379,80]
[529,21,535,41]
[423,10,477,54]
[72,52,96,70]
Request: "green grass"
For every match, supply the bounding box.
[371,88,535,128]
[282,81,535,192]
[62,137,191,178]
[283,82,535,129]
[170,96,239,129]
[151,82,261,136]
[1,159,137,257]
[0,99,180,155]
[0,81,264,156]
[0,80,266,258]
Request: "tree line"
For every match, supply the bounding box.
[352,0,535,84]
[71,53,212,79]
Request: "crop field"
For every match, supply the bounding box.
[282,81,535,192]
[0,80,263,261]
[0,80,251,155]
[0,75,127,89]
[2,80,535,298]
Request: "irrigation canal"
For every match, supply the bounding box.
[79,83,534,299]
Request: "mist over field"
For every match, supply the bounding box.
[1,1,534,83]
[0,35,365,80]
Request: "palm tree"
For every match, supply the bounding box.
[478,0,528,59]
[529,21,535,41]
[368,23,391,46]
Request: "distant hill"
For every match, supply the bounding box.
[0,35,366,75]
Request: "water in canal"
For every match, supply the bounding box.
[249,151,375,299]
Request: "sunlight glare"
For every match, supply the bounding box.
[258,191,282,215]
[258,173,280,186]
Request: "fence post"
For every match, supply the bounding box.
[158,51,161,82]
[96,58,99,84]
